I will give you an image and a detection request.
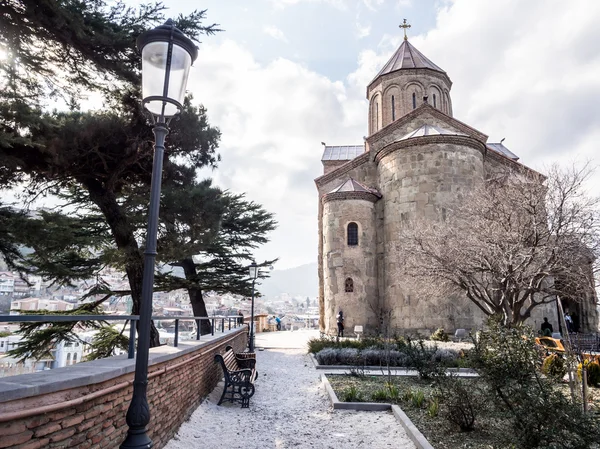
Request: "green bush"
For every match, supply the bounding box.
[541,353,567,380]
[0,331,10,337]
[404,338,445,379]
[472,320,600,448]
[578,360,600,387]
[307,336,384,354]
[430,328,449,342]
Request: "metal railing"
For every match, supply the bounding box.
[0,314,245,360]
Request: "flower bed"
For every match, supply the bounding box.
[309,336,474,369]
[328,374,600,449]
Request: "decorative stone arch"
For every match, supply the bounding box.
[369,94,382,134]
[443,89,453,116]
[383,84,401,125]
[403,81,425,112]
[429,84,442,110]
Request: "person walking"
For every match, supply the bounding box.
[336,311,345,338]
[274,315,282,331]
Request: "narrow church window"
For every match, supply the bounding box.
[375,102,379,130]
[433,94,437,108]
[391,95,395,121]
[345,278,354,293]
[347,222,358,246]
[412,92,416,109]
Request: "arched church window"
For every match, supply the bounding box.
[375,102,379,130]
[66,353,71,365]
[433,93,437,108]
[347,222,358,246]
[345,278,354,293]
[412,92,416,109]
[73,353,77,364]
[391,95,395,121]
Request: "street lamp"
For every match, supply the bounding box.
[248,262,259,352]
[121,19,197,449]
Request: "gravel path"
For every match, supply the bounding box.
[165,333,416,449]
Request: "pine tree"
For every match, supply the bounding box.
[0,2,221,348]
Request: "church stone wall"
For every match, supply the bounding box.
[376,139,486,333]
[322,197,378,335]
[368,69,452,134]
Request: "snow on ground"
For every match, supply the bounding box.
[164,330,416,449]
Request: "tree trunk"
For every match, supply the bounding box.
[86,181,161,347]
[181,257,212,335]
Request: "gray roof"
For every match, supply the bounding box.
[400,124,466,140]
[321,145,364,161]
[487,142,519,161]
[329,179,381,197]
[372,40,445,82]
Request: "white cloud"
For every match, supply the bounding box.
[190,40,366,268]
[350,0,600,180]
[269,0,347,10]
[181,0,600,270]
[263,26,289,43]
[362,0,385,11]
[355,20,371,39]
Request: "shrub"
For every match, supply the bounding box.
[315,348,339,365]
[430,328,449,342]
[308,336,388,354]
[541,354,567,380]
[404,338,445,379]
[342,385,364,402]
[578,360,600,387]
[432,348,459,365]
[435,375,478,432]
[473,320,600,448]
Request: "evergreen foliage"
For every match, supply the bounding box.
[472,321,600,448]
[0,2,276,358]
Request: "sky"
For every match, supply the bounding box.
[123,0,600,269]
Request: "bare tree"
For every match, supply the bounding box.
[398,164,600,326]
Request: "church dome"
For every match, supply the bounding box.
[370,40,446,85]
[367,30,453,135]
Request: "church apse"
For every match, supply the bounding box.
[321,181,380,336]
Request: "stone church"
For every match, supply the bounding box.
[315,32,598,336]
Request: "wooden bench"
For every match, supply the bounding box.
[214,347,257,408]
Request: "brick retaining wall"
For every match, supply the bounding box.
[0,328,247,448]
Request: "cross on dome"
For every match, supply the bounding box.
[399,18,411,41]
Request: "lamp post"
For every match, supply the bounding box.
[248,262,258,352]
[121,20,197,449]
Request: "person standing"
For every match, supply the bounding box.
[275,315,282,331]
[564,312,573,333]
[336,311,345,338]
[540,317,553,336]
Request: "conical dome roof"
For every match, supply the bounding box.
[372,40,445,83]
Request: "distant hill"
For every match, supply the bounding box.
[257,262,318,299]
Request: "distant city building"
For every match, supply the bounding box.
[10,297,75,314]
